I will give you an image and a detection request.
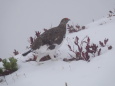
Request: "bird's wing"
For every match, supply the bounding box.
[31,37,42,50]
[31,26,66,50]
[31,27,59,50]
[40,27,65,45]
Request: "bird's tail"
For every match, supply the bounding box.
[22,50,32,56]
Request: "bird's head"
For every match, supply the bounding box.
[59,18,70,25]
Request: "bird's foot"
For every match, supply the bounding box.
[49,53,58,61]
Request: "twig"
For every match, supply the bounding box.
[24,73,26,78]
[65,82,68,86]
[16,73,19,79]
[80,36,88,46]
[4,76,8,85]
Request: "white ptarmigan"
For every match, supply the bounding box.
[22,18,70,63]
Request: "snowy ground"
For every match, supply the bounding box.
[0,16,115,86]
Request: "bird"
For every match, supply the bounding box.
[22,18,70,64]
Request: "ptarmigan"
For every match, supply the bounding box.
[22,18,70,64]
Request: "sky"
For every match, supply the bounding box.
[0,0,115,58]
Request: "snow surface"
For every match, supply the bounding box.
[0,16,115,86]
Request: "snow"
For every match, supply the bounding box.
[0,0,115,85]
[0,16,115,86]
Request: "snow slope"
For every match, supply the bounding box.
[0,16,115,86]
